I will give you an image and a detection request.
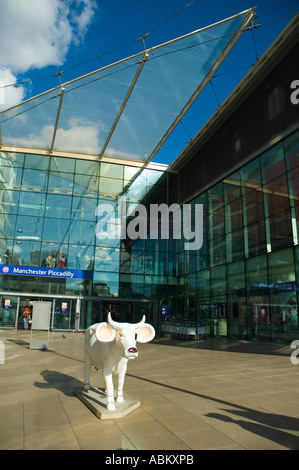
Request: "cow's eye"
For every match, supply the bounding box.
[119,333,124,337]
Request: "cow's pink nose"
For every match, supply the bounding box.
[128,347,137,353]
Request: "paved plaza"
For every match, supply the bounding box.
[0,329,299,450]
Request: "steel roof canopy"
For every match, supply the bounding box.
[0,9,255,165]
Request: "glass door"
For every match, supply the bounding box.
[53,299,75,330]
[0,295,18,328]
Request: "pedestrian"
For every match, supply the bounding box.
[22,306,31,330]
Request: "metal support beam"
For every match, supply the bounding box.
[49,87,65,153]
[98,52,149,158]
[145,9,256,165]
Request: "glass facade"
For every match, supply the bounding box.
[0,152,167,329]
[0,130,298,343]
[179,130,299,342]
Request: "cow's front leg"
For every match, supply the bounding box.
[116,361,128,403]
[102,366,115,410]
[84,352,91,390]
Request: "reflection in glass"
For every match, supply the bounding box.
[68,244,94,270]
[21,168,48,192]
[48,172,74,194]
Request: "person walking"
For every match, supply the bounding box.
[22,306,31,330]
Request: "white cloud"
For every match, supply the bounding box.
[0,0,97,109]
[4,117,101,155]
[0,0,97,73]
[0,68,25,111]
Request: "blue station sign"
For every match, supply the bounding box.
[0,264,93,280]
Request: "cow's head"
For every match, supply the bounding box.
[95,313,155,359]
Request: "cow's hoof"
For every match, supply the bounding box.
[107,403,116,411]
[84,384,90,390]
[116,396,124,403]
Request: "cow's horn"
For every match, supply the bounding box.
[134,315,146,329]
[107,312,146,329]
[107,312,120,329]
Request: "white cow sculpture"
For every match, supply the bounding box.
[84,313,155,410]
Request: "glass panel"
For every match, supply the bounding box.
[44,194,72,219]
[210,209,225,239]
[261,142,285,182]
[119,273,144,298]
[99,177,123,196]
[71,196,97,221]
[42,218,70,244]
[93,271,119,297]
[268,248,298,342]
[24,153,50,170]
[47,172,74,194]
[0,240,14,264]
[13,240,41,266]
[0,214,16,239]
[145,250,167,275]
[56,58,140,155]
[69,220,95,245]
[101,162,123,179]
[144,275,167,299]
[50,156,75,173]
[73,174,98,197]
[0,152,24,168]
[263,174,290,216]
[18,191,46,217]
[288,166,299,208]
[228,228,244,262]
[211,265,226,297]
[268,211,293,251]
[227,261,245,338]
[1,167,23,189]
[21,168,48,192]
[67,244,94,270]
[285,131,299,171]
[0,89,60,149]
[246,255,270,341]
[40,243,68,268]
[223,170,241,201]
[80,299,102,329]
[120,249,144,274]
[244,189,264,224]
[94,246,120,272]
[225,197,243,232]
[197,269,210,299]
[246,220,267,257]
[0,190,20,215]
[75,159,100,176]
[124,165,140,182]
[15,215,43,241]
[241,157,262,195]
[210,237,226,266]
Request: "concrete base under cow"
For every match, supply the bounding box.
[74,387,141,420]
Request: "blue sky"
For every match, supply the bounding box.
[0,0,298,164]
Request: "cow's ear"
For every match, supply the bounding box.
[95,322,116,342]
[136,324,155,343]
